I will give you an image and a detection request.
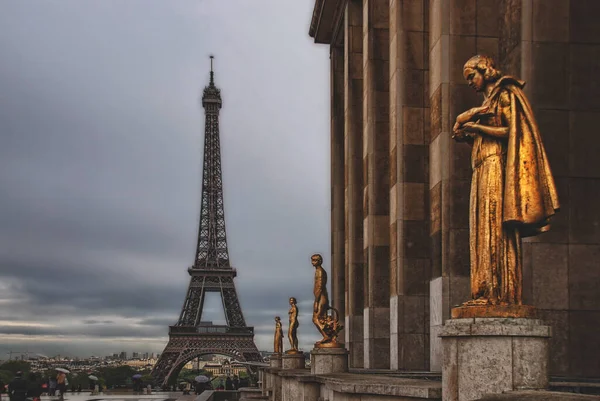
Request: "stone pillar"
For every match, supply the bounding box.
[428,0,500,371]
[282,352,305,370]
[388,0,432,371]
[310,348,350,375]
[344,0,366,369]
[441,317,550,401]
[362,0,391,370]
[331,44,346,341]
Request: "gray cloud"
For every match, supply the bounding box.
[0,0,329,357]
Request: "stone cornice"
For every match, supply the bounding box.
[309,0,346,45]
[309,0,325,39]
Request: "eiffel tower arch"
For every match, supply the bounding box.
[152,57,262,387]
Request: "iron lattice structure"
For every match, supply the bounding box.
[152,59,262,387]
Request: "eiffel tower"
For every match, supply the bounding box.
[152,57,262,387]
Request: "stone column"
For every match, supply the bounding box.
[331,45,346,341]
[428,0,500,371]
[362,0,391,369]
[344,0,365,369]
[388,0,432,371]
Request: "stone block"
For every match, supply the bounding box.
[450,0,476,36]
[476,37,499,63]
[430,35,450,96]
[569,45,600,111]
[429,134,443,189]
[441,318,550,400]
[569,311,600,377]
[569,0,600,44]
[450,35,476,84]
[406,69,426,107]
[430,324,444,372]
[403,106,425,145]
[569,111,600,178]
[430,86,443,142]
[406,31,426,70]
[430,0,448,46]
[403,182,427,221]
[282,352,305,370]
[531,243,569,310]
[568,178,600,244]
[389,145,397,185]
[536,309,569,376]
[430,182,442,234]
[403,144,428,183]
[568,244,600,310]
[431,230,442,277]
[447,228,470,277]
[403,0,425,32]
[476,0,500,37]
[532,0,569,43]
[403,220,430,258]
[404,257,430,296]
[531,43,569,110]
[535,110,569,178]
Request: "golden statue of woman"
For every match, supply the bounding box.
[453,55,559,307]
[286,297,299,353]
[273,316,283,354]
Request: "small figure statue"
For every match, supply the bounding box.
[286,297,300,353]
[273,316,283,354]
[310,254,344,347]
[453,55,559,307]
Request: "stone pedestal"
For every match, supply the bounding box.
[282,352,305,369]
[441,317,551,401]
[310,347,349,374]
[270,354,282,368]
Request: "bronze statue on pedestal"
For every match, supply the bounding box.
[310,254,343,347]
[273,316,283,354]
[452,55,559,316]
[285,297,300,354]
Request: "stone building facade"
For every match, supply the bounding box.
[310,0,600,377]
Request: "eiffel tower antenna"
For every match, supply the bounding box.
[152,58,262,387]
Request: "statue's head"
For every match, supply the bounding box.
[289,297,297,305]
[463,55,502,92]
[311,253,323,267]
[275,316,280,322]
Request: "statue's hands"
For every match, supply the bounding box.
[461,122,480,133]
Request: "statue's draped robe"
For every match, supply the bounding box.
[469,76,559,304]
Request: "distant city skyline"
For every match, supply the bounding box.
[0,0,330,357]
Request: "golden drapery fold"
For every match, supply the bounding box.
[489,77,560,237]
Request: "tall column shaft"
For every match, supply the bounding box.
[362,0,390,369]
[344,0,365,368]
[331,45,346,341]
[389,0,431,370]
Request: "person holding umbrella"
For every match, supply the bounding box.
[55,369,69,401]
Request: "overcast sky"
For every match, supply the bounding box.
[0,0,331,359]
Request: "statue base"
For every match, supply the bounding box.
[310,346,349,375]
[451,304,536,319]
[282,351,305,369]
[441,317,550,401]
[269,353,282,368]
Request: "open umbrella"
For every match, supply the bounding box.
[56,368,70,374]
[88,375,99,381]
[132,374,142,379]
[194,375,210,383]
